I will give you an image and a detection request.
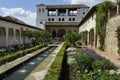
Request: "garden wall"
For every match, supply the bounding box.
[105,15,120,56]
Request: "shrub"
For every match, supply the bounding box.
[43,42,66,80]
[75,53,95,73]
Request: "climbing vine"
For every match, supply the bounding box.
[116,26,120,54]
[96,0,114,51]
[89,28,94,46]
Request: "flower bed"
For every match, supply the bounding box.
[69,48,120,80]
[43,42,66,80]
[0,43,47,66]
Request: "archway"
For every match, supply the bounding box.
[8,28,14,46]
[58,29,66,38]
[0,27,6,47]
[52,31,56,38]
[16,29,20,44]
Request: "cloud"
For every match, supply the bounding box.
[64,0,116,7]
[0,7,36,26]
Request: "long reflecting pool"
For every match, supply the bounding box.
[0,46,57,80]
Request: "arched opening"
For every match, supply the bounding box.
[89,28,94,46]
[8,28,14,46]
[58,29,66,38]
[0,27,6,47]
[16,29,20,37]
[16,29,20,44]
[52,31,56,38]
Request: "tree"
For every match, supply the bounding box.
[65,32,81,46]
[96,0,114,50]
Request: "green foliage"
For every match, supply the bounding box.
[116,26,120,54]
[96,1,114,51]
[65,32,81,46]
[25,30,51,45]
[92,58,116,71]
[116,0,120,3]
[75,53,95,73]
[89,28,94,46]
[0,43,46,65]
[77,70,120,80]
[43,42,66,80]
[70,47,118,79]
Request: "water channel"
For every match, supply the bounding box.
[0,46,57,80]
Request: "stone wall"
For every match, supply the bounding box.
[105,15,120,56]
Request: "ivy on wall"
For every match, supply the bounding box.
[89,28,94,46]
[116,26,120,54]
[96,1,114,51]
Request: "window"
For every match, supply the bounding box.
[73,18,75,21]
[42,8,44,12]
[52,18,54,21]
[58,9,66,16]
[69,18,71,21]
[59,18,61,21]
[62,18,64,21]
[40,22,43,24]
[39,8,41,12]
[48,18,51,21]
[83,12,85,15]
[68,9,77,16]
[48,9,56,16]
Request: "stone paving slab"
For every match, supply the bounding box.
[25,42,64,80]
[0,47,49,74]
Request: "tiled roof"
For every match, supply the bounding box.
[37,4,89,9]
[45,22,79,27]
[0,16,43,30]
[47,4,89,9]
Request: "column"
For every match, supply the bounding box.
[66,9,68,16]
[56,9,58,16]
[108,11,110,19]
[5,27,8,47]
[13,29,16,42]
[19,28,22,44]
[117,3,120,14]
[87,31,89,46]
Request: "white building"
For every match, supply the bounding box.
[36,4,89,37]
[0,16,42,48]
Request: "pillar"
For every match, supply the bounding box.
[87,31,89,45]
[5,27,8,47]
[56,9,58,16]
[13,29,16,42]
[108,11,110,19]
[66,9,68,16]
[117,3,120,14]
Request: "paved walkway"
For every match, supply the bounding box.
[25,42,64,80]
[88,47,120,68]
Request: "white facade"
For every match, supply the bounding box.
[0,16,41,48]
[79,12,96,33]
[36,4,89,30]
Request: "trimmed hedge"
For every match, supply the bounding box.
[0,43,47,66]
[43,42,66,80]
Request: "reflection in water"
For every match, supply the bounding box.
[18,70,27,73]
[29,62,36,65]
[0,46,57,80]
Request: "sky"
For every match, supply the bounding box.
[0,0,116,26]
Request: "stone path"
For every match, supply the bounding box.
[88,47,120,68]
[0,47,49,75]
[25,42,64,80]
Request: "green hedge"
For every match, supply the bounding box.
[43,42,66,80]
[0,43,47,65]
